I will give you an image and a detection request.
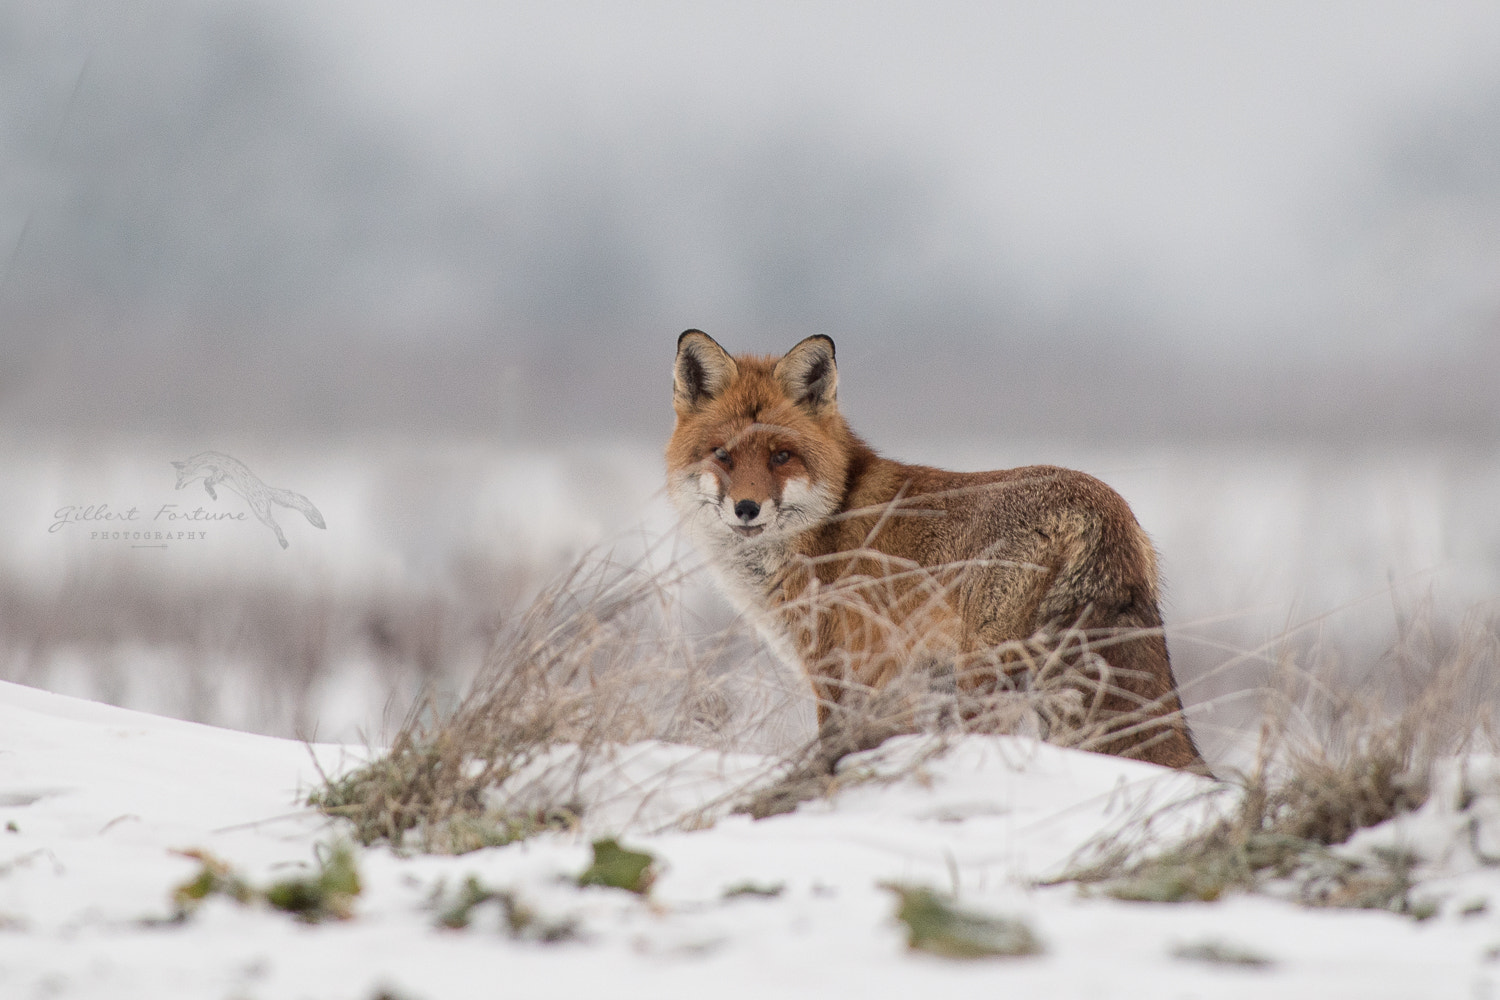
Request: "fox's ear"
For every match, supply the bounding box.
[674,330,738,413]
[774,335,838,413]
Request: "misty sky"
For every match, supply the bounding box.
[300,1,1500,354]
[2,2,1498,441]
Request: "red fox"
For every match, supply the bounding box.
[666,330,1205,772]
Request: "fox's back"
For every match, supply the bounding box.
[824,460,1144,563]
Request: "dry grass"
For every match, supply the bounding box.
[307,533,1213,839]
[310,551,800,851]
[267,528,1499,865]
[23,527,1490,886]
[1051,601,1500,914]
[733,541,1203,817]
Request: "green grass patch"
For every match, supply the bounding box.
[263,842,362,923]
[884,884,1043,959]
[434,875,578,942]
[723,881,785,899]
[1171,939,1274,968]
[576,838,657,895]
[169,842,361,924]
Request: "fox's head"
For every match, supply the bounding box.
[666,330,851,551]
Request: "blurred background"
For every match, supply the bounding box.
[2,2,1497,758]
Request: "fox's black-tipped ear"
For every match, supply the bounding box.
[674,330,738,413]
[774,335,838,413]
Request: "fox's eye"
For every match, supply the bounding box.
[712,447,731,464]
[771,450,792,466]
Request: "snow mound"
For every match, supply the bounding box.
[3,680,1498,999]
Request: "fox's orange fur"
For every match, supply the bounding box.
[666,330,1205,772]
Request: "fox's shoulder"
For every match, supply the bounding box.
[843,457,1062,498]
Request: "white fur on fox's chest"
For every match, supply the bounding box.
[669,470,808,666]
[672,475,790,606]
[698,543,806,675]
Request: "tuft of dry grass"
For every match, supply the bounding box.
[310,551,797,851]
[1050,602,1500,914]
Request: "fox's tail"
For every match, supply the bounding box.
[267,487,326,529]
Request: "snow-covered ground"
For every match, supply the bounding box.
[3,679,1500,999]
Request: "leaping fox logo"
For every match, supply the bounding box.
[170,451,325,550]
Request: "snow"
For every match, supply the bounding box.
[3,679,1497,999]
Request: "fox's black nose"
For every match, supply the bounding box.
[733,499,761,522]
